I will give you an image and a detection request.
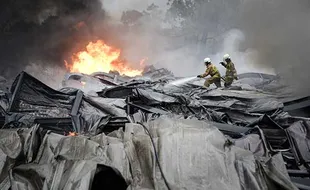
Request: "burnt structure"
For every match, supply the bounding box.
[0,70,310,190]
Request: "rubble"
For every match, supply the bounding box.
[0,67,310,190]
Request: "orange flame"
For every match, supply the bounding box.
[65,40,144,77]
[68,132,78,136]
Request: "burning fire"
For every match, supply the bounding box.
[68,132,78,136]
[65,40,145,77]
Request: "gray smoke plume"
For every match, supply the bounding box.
[1,0,309,95]
[239,0,310,95]
[0,0,105,80]
[98,0,270,77]
[101,0,310,96]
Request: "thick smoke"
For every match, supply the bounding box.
[0,0,105,81]
[1,0,310,95]
[101,0,167,19]
[239,0,310,95]
[24,62,66,89]
[99,0,273,77]
[101,0,310,96]
[99,0,208,76]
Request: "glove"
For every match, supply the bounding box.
[220,62,225,66]
[234,76,238,80]
[197,75,202,78]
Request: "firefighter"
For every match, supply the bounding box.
[220,54,238,87]
[197,57,221,88]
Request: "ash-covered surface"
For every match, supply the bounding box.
[0,68,310,190]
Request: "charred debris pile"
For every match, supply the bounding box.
[0,66,310,190]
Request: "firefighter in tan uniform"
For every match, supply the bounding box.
[197,58,221,88]
[220,54,238,87]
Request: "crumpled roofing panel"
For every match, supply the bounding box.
[0,71,309,189]
[0,117,299,190]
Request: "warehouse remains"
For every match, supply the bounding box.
[0,68,309,190]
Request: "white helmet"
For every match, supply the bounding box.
[204,57,211,63]
[223,54,231,61]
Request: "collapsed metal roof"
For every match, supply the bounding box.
[0,68,310,190]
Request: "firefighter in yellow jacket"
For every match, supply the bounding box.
[197,58,221,88]
[220,54,238,87]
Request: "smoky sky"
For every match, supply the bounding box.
[239,0,310,95]
[0,0,106,79]
[1,0,310,96]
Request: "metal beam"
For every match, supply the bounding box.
[8,72,24,112]
[288,170,310,177]
[71,90,83,116]
[127,102,169,115]
[70,90,83,133]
